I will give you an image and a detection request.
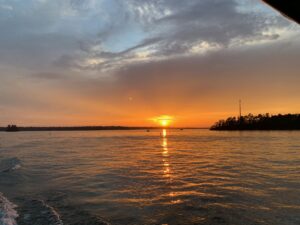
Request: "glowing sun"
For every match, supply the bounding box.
[152,115,173,127]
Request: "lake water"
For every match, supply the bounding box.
[0,129,299,225]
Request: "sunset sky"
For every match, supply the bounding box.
[0,0,299,127]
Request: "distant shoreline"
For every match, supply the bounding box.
[0,126,208,132]
[210,113,300,131]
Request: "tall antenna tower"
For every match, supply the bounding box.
[239,99,242,118]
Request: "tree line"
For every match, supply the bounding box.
[210,113,300,130]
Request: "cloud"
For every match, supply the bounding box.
[51,0,292,74]
[44,35,300,114]
[0,4,13,10]
[0,0,292,75]
[0,0,299,126]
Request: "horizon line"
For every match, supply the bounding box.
[1,125,209,132]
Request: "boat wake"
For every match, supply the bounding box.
[1,192,111,225]
[0,158,21,173]
[0,193,18,225]
[18,199,63,225]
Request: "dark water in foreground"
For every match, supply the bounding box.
[0,130,299,225]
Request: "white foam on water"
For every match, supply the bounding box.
[23,200,63,225]
[10,165,21,171]
[0,193,18,225]
[40,200,63,225]
[0,158,21,173]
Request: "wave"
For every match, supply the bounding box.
[0,193,18,225]
[41,191,111,225]
[0,158,21,173]
[20,199,63,225]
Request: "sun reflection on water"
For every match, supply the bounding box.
[161,129,170,178]
[160,129,182,205]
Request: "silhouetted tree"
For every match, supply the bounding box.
[6,125,19,132]
[210,114,300,130]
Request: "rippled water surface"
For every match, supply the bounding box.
[0,130,300,225]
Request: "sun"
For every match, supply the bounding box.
[152,115,173,127]
[160,119,170,127]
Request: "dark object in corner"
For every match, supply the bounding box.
[6,125,19,132]
[262,0,300,24]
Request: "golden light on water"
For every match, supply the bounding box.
[160,128,181,204]
[161,129,170,178]
[152,115,173,127]
[162,129,167,138]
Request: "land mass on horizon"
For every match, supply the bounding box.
[2,125,206,132]
[211,113,300,130]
